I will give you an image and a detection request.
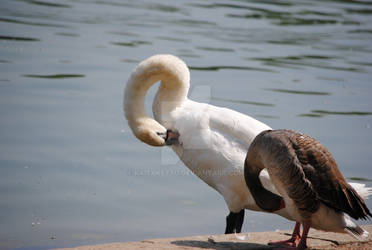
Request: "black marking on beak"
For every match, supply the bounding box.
[157,131,167,139]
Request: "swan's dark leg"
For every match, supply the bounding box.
[225,211,236,234]
[235,209,245,233]
[225,209,245,234]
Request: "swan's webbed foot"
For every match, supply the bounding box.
[157,130,180,145]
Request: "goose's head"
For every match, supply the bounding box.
[133,117,179,147]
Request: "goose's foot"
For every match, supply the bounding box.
[273,222,310,250]
[268,236,300,247]
[269,222,301,247]
[274,246,305,250]
[273,240,307,250]
[224,209,245,234]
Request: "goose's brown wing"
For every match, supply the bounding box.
[285,130,371,220]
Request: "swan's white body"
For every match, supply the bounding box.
[124,54,371,236]
[163,100,272,212]
[124,54,271,213]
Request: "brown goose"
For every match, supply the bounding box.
[244,129,371,250]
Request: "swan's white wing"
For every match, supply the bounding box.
[171,100,271,155]
[208,104,272,148]
[167,100,272,211]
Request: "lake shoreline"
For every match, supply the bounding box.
[55,225,372,250]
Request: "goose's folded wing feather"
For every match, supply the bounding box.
[288,131,371,220]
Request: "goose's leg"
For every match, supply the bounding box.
[275,222,310,250]
[294,222,310,250]
[225,209,245,234]
[268,222,301,247]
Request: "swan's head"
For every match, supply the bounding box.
[131,117,179,147]
[133,117,168,146]
[123,53,185,147]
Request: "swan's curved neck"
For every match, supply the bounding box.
[124,54,190,145]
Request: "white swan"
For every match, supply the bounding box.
[245,129,372,249]
[124,54,272,233]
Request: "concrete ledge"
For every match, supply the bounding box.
[56,225,372,250]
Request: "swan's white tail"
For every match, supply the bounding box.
[348,182,372,200]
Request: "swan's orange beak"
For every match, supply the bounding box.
[165,130,180,145]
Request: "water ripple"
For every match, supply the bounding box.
[348,177,372,182]
[299,110,372,117]
[23,74,85,79]
[146,3,183,13]
[0,35,40,41]
[0,59,13,64]
[24,0,71,8]
[311,110,372,116]
[348,29,372,34]
[189,65,274,72]
[174,19,216,27]
[55,32,79,37]
[0,17,70,28]
[156,36,189,43]
[254,55,365,72]
[212,97,275,107]
[227,13,340,26]
[196,46,234,52]
[189,3,252,10]
[345,8,372,14]
[111,41,152,47]
[266,88,330,96]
